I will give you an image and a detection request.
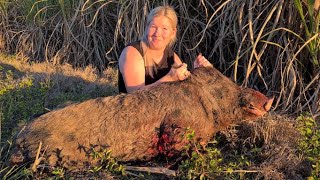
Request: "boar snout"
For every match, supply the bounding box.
[242,93,274,117]
[244,98,274,116]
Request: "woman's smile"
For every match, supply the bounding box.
[147,15,176,50]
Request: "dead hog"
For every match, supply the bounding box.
[10,66,274,168]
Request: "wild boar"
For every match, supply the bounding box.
[10,66,274,168]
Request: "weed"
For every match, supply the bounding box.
[178,129,255,179]
[0,69,48,144]
[51,167,65,178]
[297,113,320,179]
[179,140,223,179]
[89,147,126,176]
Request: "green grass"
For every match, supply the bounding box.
[293,0,320,69]
[0,74,48,143]
[0,54,118,145]
[297,113,320,179]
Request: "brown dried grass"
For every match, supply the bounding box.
[219,114,307,179]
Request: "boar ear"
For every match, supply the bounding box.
[264,97,274,111]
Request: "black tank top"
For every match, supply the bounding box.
[118,41,175,93]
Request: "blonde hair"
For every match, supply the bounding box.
[142,6,178,77]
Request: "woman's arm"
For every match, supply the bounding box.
[119,48,190,93]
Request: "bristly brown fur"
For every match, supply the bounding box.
[10,67,273,169]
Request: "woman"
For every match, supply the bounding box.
[118,6,212,93]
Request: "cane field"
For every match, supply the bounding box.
[0,0,319,179]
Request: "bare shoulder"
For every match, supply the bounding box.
[118,45,146,92]
[119,46,144,72]
[120,46,143,61]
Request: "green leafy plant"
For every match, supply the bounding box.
[179,140,223,179]
[51,167,65,178]
[178,129,255,179]
[0,70,49,144]
[297,113,320,179]
[89,147,126,175]
[179,129,222,179]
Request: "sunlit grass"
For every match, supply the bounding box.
[293,0,320,69]
[0,54,118,145]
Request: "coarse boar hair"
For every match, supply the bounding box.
[10,66,274,169]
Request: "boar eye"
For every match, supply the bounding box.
[249,104,255,109]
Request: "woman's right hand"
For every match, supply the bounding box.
[194,54,213,68]
[169,63,191,81]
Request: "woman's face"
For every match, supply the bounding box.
[146,15,176,50]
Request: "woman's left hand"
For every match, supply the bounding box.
[193,54,213,68]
